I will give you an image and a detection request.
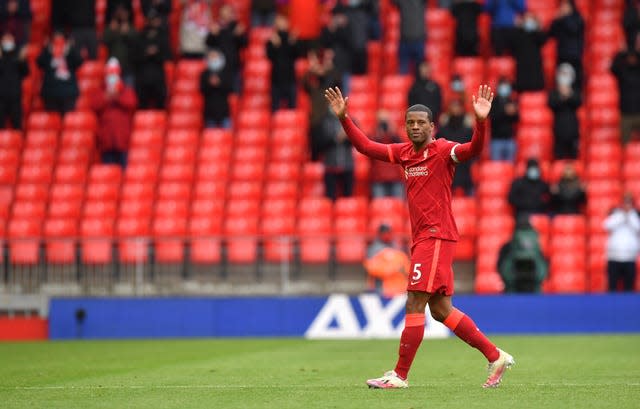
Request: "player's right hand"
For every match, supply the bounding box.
[324,87,348,119]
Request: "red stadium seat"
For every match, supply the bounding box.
[264,181,298,200]
[14,183,48,202]
[152,216,187,263]
[124,163,159,183]
[231,161,265,182]
[19,163,54,184]
[43,218,77,264]
[21,147,55,167]
[298,197,333,219]
[130,129,165,149]
[88,164,122,185]
[227,181,263,201]
[8,218,41,265]
[168,111,202,130]
[50,183,84,203]
[191,198,225,218]
[334,197,368,218]
[261,216,296,262]
[119,198,153,219]
[198,144,233,163]
[57,147,91,165]
[83,199,118,219]
[193,181,226,200]
[272,109,307,130]
[298,215,332,263]
[27,112,61,131]
[12,200,47,220]
[262,199,297,218]
[334,216,367,263]
[47,198,83,220]
[133,110,167,131]
[169,93,204,113]
[25,130,58,149]
[54,164,87,185]
[117,217,151,263]
[224,216,259,263]
[63,111,98,132]
[61,130,94,149]
[0,130,23,150]
[235,129,269,146]
[551,215,586,235]
[86,183,120,202]
[159,163,195,182]
[189,215,222,264]
[165,129,199,147]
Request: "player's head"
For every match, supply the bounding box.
[405,104,435,146]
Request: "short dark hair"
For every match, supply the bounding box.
[406,104,433,122]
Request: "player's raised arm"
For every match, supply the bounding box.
[324,87,396,163]
[452,84,493,163]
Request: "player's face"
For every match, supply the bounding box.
[405,111,433,146]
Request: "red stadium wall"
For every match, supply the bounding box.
[0,317,48,341]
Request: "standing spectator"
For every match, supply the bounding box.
[200,49,232,129]
[507,158,551,219]
[370,113,404,199]
[267,14,298,111]
[548,0,584,92]
[51,0,97,60]
[133,12,171,109]
[37,31,82,115]
[363,0,381,41]
[550,163,585,215]
[90,58,137,168]
[103,4,138,86]
[437,99,474,196]
[141,0,172,22]
[106,0,133,25]
[611,32,640,146]
[548,63,582,159]
[485,0,526,56]
[343,0,369,75]
[0,32,27,129]
[450,0,483,57]
[490,77,519,161]
[179,0,212,59]
[623,0,640,51]
[604,192,640,292]
[392,0,426,74]
[408,61,443,123]
[0,0,31,47]
[321,114,354,201]
[512,12,547,92]
[205,4,247,93]
[321,6,353,93]
[251,0,276,27]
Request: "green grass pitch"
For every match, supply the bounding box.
[1,335,639,409]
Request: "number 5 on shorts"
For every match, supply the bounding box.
[412,263,422,281]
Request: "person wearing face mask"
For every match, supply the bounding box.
[200,49,232,129]
[604,192,640,292]
[408,61,442,123]
[267,14,299,112]
[133,11,171,109]
[0,31,27,129]
[437,99,475,196]
[507,158,551,219]
[90,58,137,168]
[370,112,405,198]
[548,0,585,92]
[205,4,247,93]
[550,163,585,215]
[548,63,582,159]
[449,73,466,103]
[490,77,519,161]
[512,12,547,92]
[611,31,640,146]
[450,0,483,57]
[0,0,31,47]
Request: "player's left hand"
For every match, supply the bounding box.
[472,84,493,121]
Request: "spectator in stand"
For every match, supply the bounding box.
[408,61,443,123]
[512,12,547,92]
[200,48,232,129]
[604,192,640,292]
[450,0,483,57]
[342,0,369,75]
[548,63,582,159]
[490,77,519,162]
[623,0,640,51]
[364,223,410,297]
[321,6,353,93]
[179,0,212,59]
[90,58,137,168]
[267,14,299,111]
[320,114,354,201]
[449,73,467,104]
[0,32,27,129]
[0,0,31,47]
[103,3,138,86]
[251,0,277,27]
[508,158,551,219]
[611,32,640,146]
[550,163,585,215]
[302,48,341,161]
[370,112,404,199]
[37,31,82,115]
[133,11,171,109]
[106,0,133,25]
[142,0,172,22]
[437,98,475,196]
[205,4,247,93]
[485,0,526,56]
[392,0,426,75]
[362,0,381,41]
[548,0,584,92]
[51,0,97,60]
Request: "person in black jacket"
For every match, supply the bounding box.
[133,12,171,109]
[205,4,247,93]
[508,158,551,219]
[51,0,97,59]
[548,0,584,92]
[623,0,640,51]
[251,0,276,27]
[512,12,547,92]
[548,63,582,159]
[0,32,27,129]
[0,0,31,47]
[550,163,586,215]
[611,32,640,146]
[408,61,442,123]
[200,48,232,129]
[490,77,519,161]
[450,0,483,57]
[267,14,298,112]
[37,31,82,115]
[103,4,137,85]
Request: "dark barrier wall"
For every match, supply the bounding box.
[48,294,640,340]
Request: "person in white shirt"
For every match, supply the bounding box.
[604,192,640,291]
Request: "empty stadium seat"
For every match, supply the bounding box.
[43,218,77,264]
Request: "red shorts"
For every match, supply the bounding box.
[406,238,456,295]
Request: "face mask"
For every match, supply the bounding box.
[497,83,511,97]
[2,42,15,52]
[379,121,389,132]
[106,74,120,87]
[556,74,573,87]
[208,57,224,72]
[526,167,540,180]
[451,80,464,92]
[523,18,538,32]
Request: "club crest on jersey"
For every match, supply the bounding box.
[405,166,430,178]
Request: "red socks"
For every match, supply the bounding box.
[443,308,500,362]
[394,313,425,380]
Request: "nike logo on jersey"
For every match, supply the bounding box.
[410,281,420,286]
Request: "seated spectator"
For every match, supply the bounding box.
[90,58,137,168]
[103,3,137,85]
[133,11,171,109]
[604,192,640,292]
[497,214,548,293]
[37,31,82,115]
[320,114,354,201]
[438,99,474,196]
[392,0,426,74]
[507,158,551,219]
[408,61,442,123]
[370,113,404,199]
[0,0,31,47]
[485,0,525,56]
[548,63,582,159]
[179,0,212,59]
[267,14,299,111]
[550,163,585,215]
[205,4,247,93]
[364,223,410,297]
[0,32,27,129]
[251,0,276,27]
[451,0,483,57]
[200,49,232,129]
[611,32,640,146]
[512,12,547,92]
[51,0,97,60]
[490,77,519,162]
[548,0,585,92]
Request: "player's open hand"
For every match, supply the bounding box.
[472,84,494,121]
[324,87,348,119]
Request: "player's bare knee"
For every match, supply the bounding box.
[406,291,429,314]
